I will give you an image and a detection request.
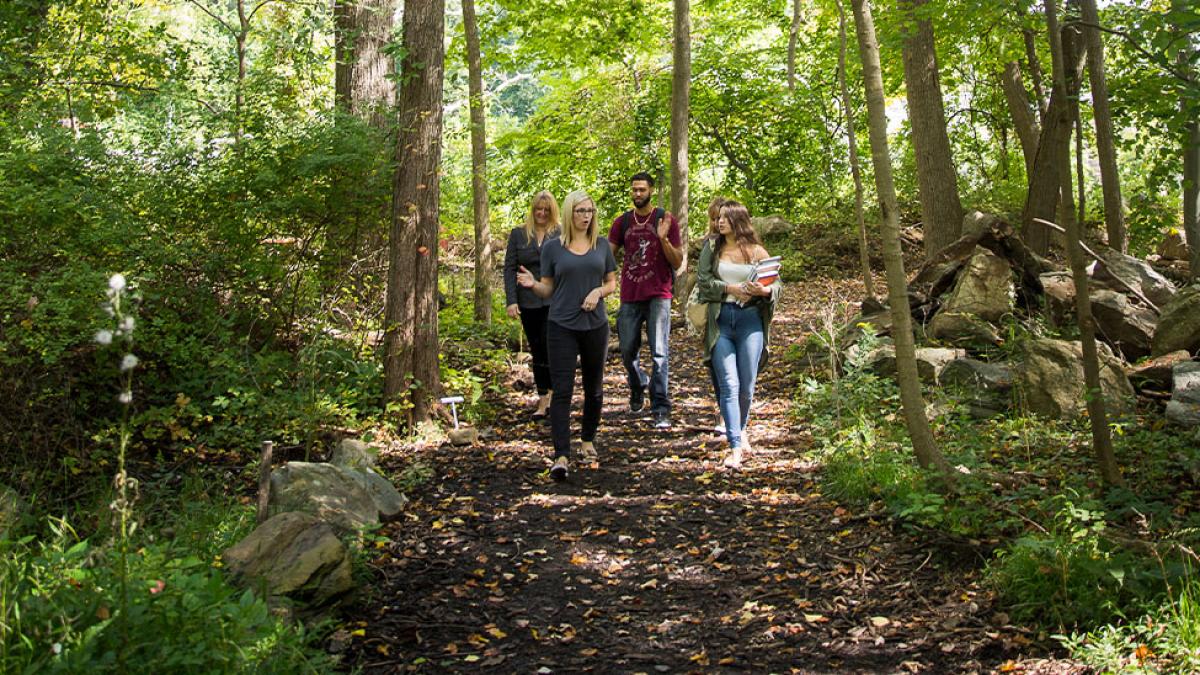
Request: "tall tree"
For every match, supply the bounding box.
[787,0,801,91]
[1001,60,1040,177]
[334,0,397,128]
[1177,0,1200,280]
[850,0,954,482]
[898,0,963,258]
[836,0,875,298]
[383,0,446,425]
[1079,0,1126,252]
[463,0,492,323]
[672,0,691,266]
[1042,0,1122,486]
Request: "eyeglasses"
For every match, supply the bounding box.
[573,208,596,214]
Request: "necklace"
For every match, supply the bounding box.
[632,209,653,228]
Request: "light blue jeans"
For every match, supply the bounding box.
[711,303,764,449]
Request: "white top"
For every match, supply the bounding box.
[718,261,755,303]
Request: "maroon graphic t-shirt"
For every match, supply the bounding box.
[608,209,681,302]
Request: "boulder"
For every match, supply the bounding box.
[331,438,378,471]
[223,512,354,608]
[864,345,967,383]
[1156,228,1190,261]
[938,247,1015,322]
[1016,339,1135,419]
[1039,271,1076,326]
[961,211,1003,240]
[1167,362,1200,428]
[1129,351,1194,391]
[1090,289,1156,361]
[928,311,1003,347]
[1091,246,1177,308]
[1152,285,1200,357]
[751,215,792,238]
[269,462,381,532]
[940,358,1015,418]
[0,485,28,537]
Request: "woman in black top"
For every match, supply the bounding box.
[517,190,617,481]
[504,191,559,420]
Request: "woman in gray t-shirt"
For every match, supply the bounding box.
[516,190,617,481]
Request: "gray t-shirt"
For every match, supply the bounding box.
[541,237,617,331]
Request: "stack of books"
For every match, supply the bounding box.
[737,256,781,306]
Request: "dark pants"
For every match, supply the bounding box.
[547,320,609,459]
[519,306,552,395]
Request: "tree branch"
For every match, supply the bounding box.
[1069,19,1195,83]
[185,0,235,34]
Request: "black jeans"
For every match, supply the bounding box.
[547,320,610,459]
[519,306,552,395]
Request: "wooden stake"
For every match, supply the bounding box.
[257,440,274,525]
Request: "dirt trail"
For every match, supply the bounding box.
[342,278,1081,674]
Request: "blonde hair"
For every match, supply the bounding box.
[523,191,560,245]
[560,190,600,249]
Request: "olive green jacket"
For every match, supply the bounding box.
[695,237,782,365]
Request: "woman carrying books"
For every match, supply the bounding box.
[693,200,782,469]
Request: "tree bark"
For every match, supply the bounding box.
[334,0,398,129]
[850,0,955,483]
[1079,0,1126,252]
[1022,26,1048,120]
[671,0,691,272]
[787,0,801,91]
[898,0,963,258]
[1177,0,1200,281]
[463,0,492,323]
[836,0,875,298]
[1042,0,1123,487]
[1021,26,1085,255]
[1001,61,1040,177]
[384,0,445,425]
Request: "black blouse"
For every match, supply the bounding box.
[503,227,558,309]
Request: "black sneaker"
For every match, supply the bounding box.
[653,412,671,429]
[629,384,646,413]
[550,456,569,481]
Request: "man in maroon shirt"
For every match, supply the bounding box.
[609,172,683,428]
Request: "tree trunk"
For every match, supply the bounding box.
[836,0,875,298]
[1022,26,1048,120]
[1177,0,1200,281]
[850,0,954,483]
[1001,61,1040,176]
[235,0,248,144]
[1043,0,1123,487]
[671,0,691,273]
[384,0,445,426]
[898,0,963,258]
[1080,0,1126,252]
[463,0,492,323]
[787,0,801,92]
[334,0,398,129]
[1021,26,1085,255]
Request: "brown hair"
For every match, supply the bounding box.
[706,196,727,237]
[714,200,762,263]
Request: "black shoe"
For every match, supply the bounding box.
[629,385,646,413]
[550,456,569,481]
[653,412,671,429]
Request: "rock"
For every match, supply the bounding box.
[0,485,28,537]
[1039,271,1076,326]
[269,462,381,532]
[1091,246,1177,308]
[961,210,1003,240]
[1090,289,1156,361]
[1016,339,1135,419]
[1152,285,1200,357]
[751,215,792,238]
[331,439,378,471]
[223,512,354,608]
[1157,228,1190,261]
[1166,400,1200,428]
[448,427,480,446]
[938,247,1015,322]
[1129,351,1193,391]
[940,358,1015,418]
[1174,361,1200,405]
[865,345,968,383]
[346,467,407,520]
[928,312,1002,347]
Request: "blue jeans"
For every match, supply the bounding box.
[712,303,764,448]
[617,298,672,414]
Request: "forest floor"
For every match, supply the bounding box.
[340,273,1089,674]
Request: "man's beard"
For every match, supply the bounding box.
[632,195,652,209]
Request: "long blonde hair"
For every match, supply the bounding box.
[523,190,560,245]
[560,190,600,250]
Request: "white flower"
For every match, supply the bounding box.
[51,643,62,655]
[95,330,113,345]
[108,274,126,292]
[120,354,139,371]
[118,391,133,404]
[119,316,135,334]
